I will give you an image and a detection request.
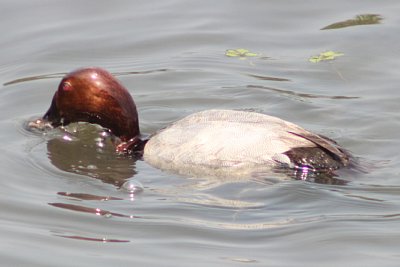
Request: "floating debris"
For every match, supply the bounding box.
[309,51,344,63]
[321,14,383,30]
[225,48,258,58]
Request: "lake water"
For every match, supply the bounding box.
[1,0,400,266]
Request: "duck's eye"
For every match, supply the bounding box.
[61,81,73,92]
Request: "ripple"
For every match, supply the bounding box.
[246,84,359,100]
[3,68,169,86]
[48,202,139,219]
[57,192,123,201]
[54,234,130,243]
[177,194,264,209]
[3,72,65,86]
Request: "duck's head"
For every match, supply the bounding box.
[43,67,140,146]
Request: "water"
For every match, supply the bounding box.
[1,0,400,266]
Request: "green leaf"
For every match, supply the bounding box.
[225,48,258,58]
[309,51,344,63]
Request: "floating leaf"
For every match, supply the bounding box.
[225,48,258,58]
[309,51,344,63]
[321,14,383,30]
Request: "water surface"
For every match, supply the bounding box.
[1,0,400,266]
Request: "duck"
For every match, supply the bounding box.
[39,67,351,177]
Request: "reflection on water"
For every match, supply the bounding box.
[274,167,349,185]
[57,192,123,201]
[45,123,136,187]
[48,202,134,218]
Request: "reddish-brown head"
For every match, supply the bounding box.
[43,67,140,142]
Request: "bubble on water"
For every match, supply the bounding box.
[103,213,113,219]
[121,180,144,194]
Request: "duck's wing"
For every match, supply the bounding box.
[287,130,350,166]
[180,109,351,166]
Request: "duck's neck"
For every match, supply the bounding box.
[116,136,148,156]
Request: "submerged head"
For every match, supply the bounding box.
[43,67,140,142]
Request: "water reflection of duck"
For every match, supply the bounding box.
[39,67,351,178]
